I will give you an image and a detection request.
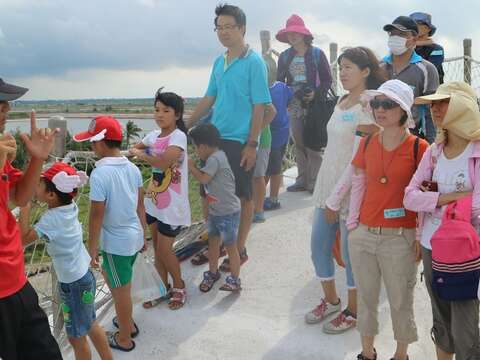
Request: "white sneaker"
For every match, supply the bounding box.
[305,298,341,324]
[322,309,356,334]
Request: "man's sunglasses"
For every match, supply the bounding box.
[370,99,400,110]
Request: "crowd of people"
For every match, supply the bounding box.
[0,3,479,360]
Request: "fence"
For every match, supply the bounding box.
[22,33,480,353]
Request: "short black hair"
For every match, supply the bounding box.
[189,124,221,148]
[214,3,246,28]
[103,139,122,149]
[43,178,75,205]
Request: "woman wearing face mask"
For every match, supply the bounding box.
[306,47,385,334]
[347,80,429,360]
[404,82,480,360]
[276,14,333,193]
[381,16,440,144]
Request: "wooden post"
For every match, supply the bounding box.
[329,43,339,93]
[260,30,277,85]
[48,116,67,159]
[464,38,472,85]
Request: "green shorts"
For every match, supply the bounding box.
[101,251,138,289]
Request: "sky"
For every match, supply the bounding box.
[1,0,479,100]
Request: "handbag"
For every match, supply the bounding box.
[302,87,338,151]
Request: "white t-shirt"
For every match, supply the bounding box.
[421,142,474,249]
[313,103,374,218]
[142,129,191,227]
[89,157,144,256]
[34,203,90,284]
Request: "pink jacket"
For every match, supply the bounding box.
[403,141,480,240]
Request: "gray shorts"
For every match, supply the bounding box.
[422,247,480,358]
[254,147,270,177]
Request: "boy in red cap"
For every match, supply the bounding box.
[0,79,63,360]
[19,162,113,360]
[74,116,147,352]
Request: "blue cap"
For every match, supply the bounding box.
[410,12,436,36]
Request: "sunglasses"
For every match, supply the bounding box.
[370,99,400,110]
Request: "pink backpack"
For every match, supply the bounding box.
[431,195,480,300]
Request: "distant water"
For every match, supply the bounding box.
[5,117,157,137]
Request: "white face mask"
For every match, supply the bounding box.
[388,35,409,55]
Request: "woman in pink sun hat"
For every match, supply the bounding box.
[276,14,333,193]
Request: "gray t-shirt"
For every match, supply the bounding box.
[201,150,240,216]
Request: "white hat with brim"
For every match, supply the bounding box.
[363,79,415,128]
[415,93,451,104]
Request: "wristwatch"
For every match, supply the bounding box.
[246,139,258,148]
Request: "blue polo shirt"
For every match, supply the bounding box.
[206,47,272,143]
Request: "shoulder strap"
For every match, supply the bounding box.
[313,47,321,69]
[363,134,373,154]
[413,136,420,170]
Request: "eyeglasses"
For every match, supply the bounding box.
[370,99,400,110]
[214,24,238,32]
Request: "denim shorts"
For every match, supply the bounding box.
[208,211,240,246]
[59,270,96,338]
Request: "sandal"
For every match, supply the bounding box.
[219,275,241,292]
[142,284,171,309]
[357,348,377,360]
[112,317,139,338]
[108,331,135,352]
[219,250,248,273]
[199,271,221,292]
[191,247,227,266]
[168,287,186,310]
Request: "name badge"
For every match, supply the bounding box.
[342,112,355,122]
[384,208,406,219]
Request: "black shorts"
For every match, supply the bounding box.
[219,139,253,200]
[0,282,63,360]
[266,144,287,176]
[146,213,182,237]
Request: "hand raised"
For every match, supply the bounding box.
[20,110,59,160]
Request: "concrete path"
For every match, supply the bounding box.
[77,169,436,360]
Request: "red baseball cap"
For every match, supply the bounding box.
[73,115,123,142]
[42,162,88,196]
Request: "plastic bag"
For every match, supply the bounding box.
[131,254,167,304]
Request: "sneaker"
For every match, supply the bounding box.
[287,183,306,192]
[253,212,266,223]
[305,298,341,324]
[322,309,356,334]
[264,198,281,211]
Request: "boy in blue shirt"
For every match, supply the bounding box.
[19,162,113,360]
[74,116,147,352]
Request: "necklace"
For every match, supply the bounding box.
[379,131,408,184]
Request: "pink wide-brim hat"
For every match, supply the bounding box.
[276,14,313,43]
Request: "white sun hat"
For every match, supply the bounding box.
[363,79,415,128]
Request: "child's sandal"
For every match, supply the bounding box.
[199,271,221,292]
[168,288,186,310]
[219,275,241,292]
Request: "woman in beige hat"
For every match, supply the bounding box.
[404,81,480,360]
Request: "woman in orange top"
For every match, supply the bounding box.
[347,79,428,360]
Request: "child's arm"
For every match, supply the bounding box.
[130,146,183,171]
[188,158,213,185]
[137,187,148,250]
[262,103,277,128]
[18,203,39,246]
[88,200,106,268]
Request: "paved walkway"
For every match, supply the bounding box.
[76,169,436,360]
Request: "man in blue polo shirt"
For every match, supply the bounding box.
[188,4,271,269]
[381,16,439,143]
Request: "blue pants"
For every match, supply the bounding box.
[311,207,355,288]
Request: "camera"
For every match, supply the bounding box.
[294,84,314,107]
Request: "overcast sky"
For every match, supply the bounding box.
[1,0,479,100]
